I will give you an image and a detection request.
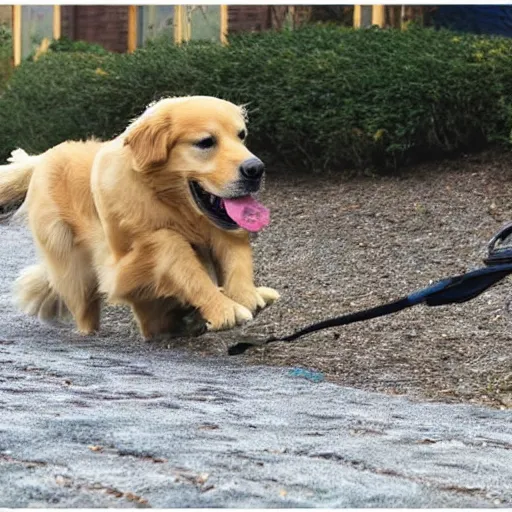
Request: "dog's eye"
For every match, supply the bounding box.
[195,136,216,150]
[238,130,246,141]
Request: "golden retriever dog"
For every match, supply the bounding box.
[0,96,280,339]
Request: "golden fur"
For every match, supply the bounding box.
[0,96,279,339]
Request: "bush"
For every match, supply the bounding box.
[1,26,512,173]
[47,36,110,56]
[0,24,12,92]
[25,36,110,62]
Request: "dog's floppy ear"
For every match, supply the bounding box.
[124,113,171,172]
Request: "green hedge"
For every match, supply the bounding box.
[47,36,110,56]
[0,24,12,92]
[1,26,512,172]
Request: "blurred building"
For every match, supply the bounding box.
[0,5,11,24]
[15,5,512,61]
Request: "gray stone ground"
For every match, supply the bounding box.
[1,220,512,508]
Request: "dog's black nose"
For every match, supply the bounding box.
[240,158,265,180]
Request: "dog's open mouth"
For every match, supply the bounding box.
[189,181,270,232]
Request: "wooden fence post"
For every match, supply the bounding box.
[12,5,21,66]
[220,5,228,45]
[128,5,137,52]
[354,5,386,28]
[353,5,362,28]
[174,5,183,44]
[372,5,385,27]
[53,5,61,40]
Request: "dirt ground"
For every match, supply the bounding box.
[160,150,512,409]
[4,150,511,409]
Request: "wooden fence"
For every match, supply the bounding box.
[6,5,428,66]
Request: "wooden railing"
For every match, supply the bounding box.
[9,5,428,66]
[353,5,427,29]
[10,5,230,66]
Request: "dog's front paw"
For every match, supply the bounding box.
[256,286,281,306]
[202,295,253,331]
[225,285,280,314]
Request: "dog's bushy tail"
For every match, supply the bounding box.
[14,264,70,323]
[0,149,40,208]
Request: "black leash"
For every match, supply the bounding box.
[228,222,512,356]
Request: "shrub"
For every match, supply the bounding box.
[25,36,110,61]
[1,25,512,172]
[0,52,123,150]
[47,36,110,56]
[0,24,12,92]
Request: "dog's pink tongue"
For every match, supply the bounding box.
[223,196,270,232]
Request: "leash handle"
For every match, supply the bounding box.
[485,221,512,266]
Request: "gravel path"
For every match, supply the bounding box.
[217,152,512,408]
[1,153,512,507]
[2,331,511,508]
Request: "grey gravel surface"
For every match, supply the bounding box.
[1,170,512,507]
[217,154,512,408]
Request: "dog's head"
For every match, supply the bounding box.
[123,96,269,232]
